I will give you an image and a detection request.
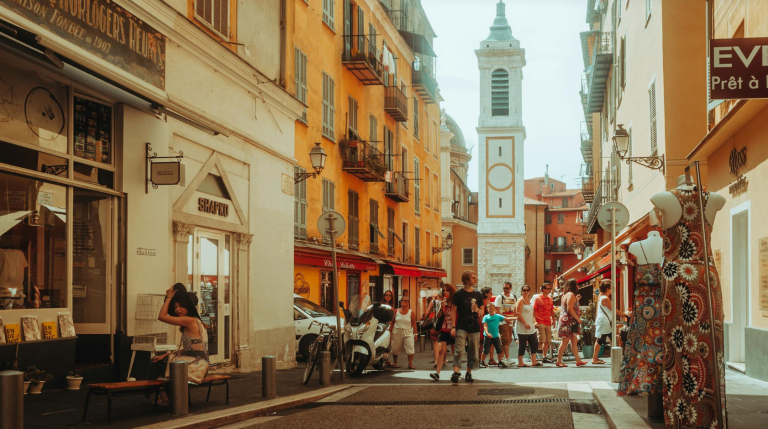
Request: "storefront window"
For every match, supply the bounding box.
[320,271,335,314]
[224,235,230,359]
[72,189,111,324]
[73,96,112,164]
[0,171,67,309]
[200,236,219,356]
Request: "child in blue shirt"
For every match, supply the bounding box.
[481,303,515,368]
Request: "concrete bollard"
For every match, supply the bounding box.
[419,333,425,352]
[610,346,623,383]
[319,351,331,385]
[169,361,189,416]
[648,392,664,419]
[262,356,276,399]
[0,371,23,429]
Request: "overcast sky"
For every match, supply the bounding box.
[422,0,589,190]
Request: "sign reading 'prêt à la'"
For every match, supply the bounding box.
[710,37,768,100]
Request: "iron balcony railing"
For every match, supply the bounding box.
[581,176,596,204]
[545,245,573,254]
[342,34,385,85]
[580,122,593,165]
[386,171,410,202]
[340,140,387,182]
[412,54,437,103]
[387,9,410,32]
[585,32,613,113]
[585,179,617,234]
[384,85,408,122]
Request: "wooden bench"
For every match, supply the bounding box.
[82,375,231,424]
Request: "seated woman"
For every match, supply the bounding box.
[148,283,209,404]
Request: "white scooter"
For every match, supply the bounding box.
[340,301,394,377]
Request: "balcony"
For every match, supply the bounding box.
[580,122,593,164]
[412,55,438,103]
[585,180,617,234]
[584,32,613,113]
[386,171,410,202]
[340,140,386,182]
[545,245,573,254]
[387,9,410,32]
[342,35,385,85]
[580,77,593,131]
[581,176,595,204]
[384,85,408,122]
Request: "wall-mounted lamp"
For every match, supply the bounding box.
[432,233,453,254]
[613,124,665,175]
[295,143,327,183]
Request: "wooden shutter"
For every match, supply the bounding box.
[322,179,334,212]
[387,207,395,255]
[323,0,335,28]
[414,157,420,214]
[369,114,377,142]
[413,98,419,137]
[369,199,379,252]
[415,227,420,265]
[195,0,230,39]
[295,48,308,122]
[348,190,359,249]
[294,166,307,239]
[649,81,657,155]
[322,73,335,140]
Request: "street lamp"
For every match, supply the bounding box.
[612,124,665,175]
[295,143,327,183]
[432,233,453,254]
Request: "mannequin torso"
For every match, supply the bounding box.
[650,185,725,230]
[628,231,663,265]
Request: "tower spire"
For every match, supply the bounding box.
[484,0,516,42]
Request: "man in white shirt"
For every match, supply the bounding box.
[493,282,517,366]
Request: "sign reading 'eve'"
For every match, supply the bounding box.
[710,37,768,100]
[1,0,166,89]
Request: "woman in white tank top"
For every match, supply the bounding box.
[515,286,540,367]
[389,296,418,369]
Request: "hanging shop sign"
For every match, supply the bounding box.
[710,37,768,100]
[151,162,181,185]
[198,198,229,217]
[1,0,166,89]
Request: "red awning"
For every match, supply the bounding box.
[420,269,447,278]
[295,254,378,271]
[389,263,422,277]
[576,264,613,285]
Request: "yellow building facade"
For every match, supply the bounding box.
[286,0,445,317]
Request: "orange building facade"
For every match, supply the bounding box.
[286,0,445,317]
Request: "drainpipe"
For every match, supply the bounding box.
[279,0,288,88]
[705,0,714,127]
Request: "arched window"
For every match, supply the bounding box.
[491,69,510,116]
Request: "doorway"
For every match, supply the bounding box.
[191,229,232,364]
[730,209,749,364]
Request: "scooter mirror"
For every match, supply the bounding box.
[339,301,345,309]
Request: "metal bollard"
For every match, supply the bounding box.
[169,361,189,416]
[319,351,331,385]
[262,356,276,399]
[419,333,425,352]
[647,392,664,419]
[0,371,23,429]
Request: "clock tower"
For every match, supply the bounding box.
[475,0,527,295]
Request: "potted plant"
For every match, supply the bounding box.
[579,301,597,359]
[25,366,53,394]
[66,371,83,390]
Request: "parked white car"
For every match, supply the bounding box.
[294,294,343,359]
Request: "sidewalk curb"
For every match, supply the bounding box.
[135,385,350,429]
[590,381,651,429]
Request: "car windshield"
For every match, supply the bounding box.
[295,298,332,317]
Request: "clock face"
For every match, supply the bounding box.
[25,87,65,141]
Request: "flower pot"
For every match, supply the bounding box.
[24,381,31,395]
[581,345,594,359]
[28,381,45,394]
[66,376,84,390]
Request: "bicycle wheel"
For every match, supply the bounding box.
[303,339,319,385]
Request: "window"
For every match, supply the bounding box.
[462,248,474,266]
[562,198,569,208]
[402,223,408,262]
[649,80,657,155]
[322,72,335,140]
[433,174,438,209]
[424,167,430,208]
[499,198,502,208]
[322,179,335,213]
[544,233,551,246]
[369,199,379,253]
[323,0,335,29]
[348,96,358,137]
[320,271,336,313]
[491,69,510,116]
[555,259,563,273]
[550,183,555,190]
[369,114,377,142]
[545,213,552,224]
[628,128,633,186]
[294,48,308,122]
[414,157,421,214]
[414,227,421,265]
[557,213,564,224]
[413,97,419,139]
[544,260,551,272]
[387,207,395,256]
[194,0,231,40]
[424,107,429,151]
[425,231,431,265]
[556,236,566,246]
[294,166,307,239]
[348,190,359,249]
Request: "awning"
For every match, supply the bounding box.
[389,263,422,277]
[295,254,378,271]
[420,268,447,278]
[398,30,437,57]
[576,265,613,285]
[0,211,32,236]
[559,213,650,281]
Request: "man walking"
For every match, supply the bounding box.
[493,281,517,366]
[533,282,556,363]
[451,270,484,383]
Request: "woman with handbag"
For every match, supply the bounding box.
[555,279,588,368]
[423,290,442,367]
[149,283,210,404]
[591,281,627,364]
[430,283,456,381]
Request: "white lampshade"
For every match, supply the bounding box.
[613,124,629,158]
[309,142,327,173]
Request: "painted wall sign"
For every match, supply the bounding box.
[710,37,768,100]
[151,162,181,185]
[198,198,229,217]
[729,147,747,177]
[281,174,294,196]
[728,174,748,196]
[1,0,166,89]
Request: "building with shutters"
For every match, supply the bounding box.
[287,0,446,325]
[0,0,303,383]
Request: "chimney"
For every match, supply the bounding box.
[544,164,550,191]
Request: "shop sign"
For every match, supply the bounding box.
[136,247,156,256]
[1,0,166,89]
[150,162,181,186]
[728,175,748,196]
[198,198,229,217]
[37,191,53,206]
[710,37,768,100]
[295,254,377,272]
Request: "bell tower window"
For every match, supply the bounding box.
[491,69,510,116]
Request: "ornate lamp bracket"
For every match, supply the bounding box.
[621,153,665,175]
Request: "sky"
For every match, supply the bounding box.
[422,0,589,191]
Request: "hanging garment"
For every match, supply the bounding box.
[661,188,726,429]
[618,261,663,396]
